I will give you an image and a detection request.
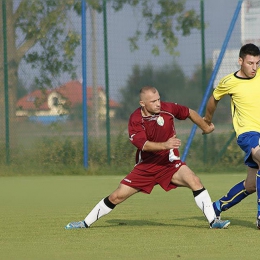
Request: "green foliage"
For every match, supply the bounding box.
[116,62,201,119]
[1,131,135,175]
[111,0,201,55]
[17,79,29,99]
[0,128,246,176]
[73,0,201,55]
[0,145,6,165]
[69,103,83,120]
[20,2,80,87]
[116,64,152,120]
[32,136,83,166]
[111,129,136,167]
[12,0,201,90]
[185,61,213,109]
[188,132,244,171]
[116,60,233,123]
[88,130,135,169]
[221,136,244,166]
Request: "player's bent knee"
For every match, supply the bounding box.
[108,194,124,205]
[252,148,260,166]
[244,183,256,193]
[245,187,256,193]
[109,188,133,205]
[192,175,203,189]
[184,174,202,190]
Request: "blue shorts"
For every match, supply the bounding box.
[237,131,260,169]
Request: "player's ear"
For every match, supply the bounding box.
[139,100,145,107]
[238,57,243,66]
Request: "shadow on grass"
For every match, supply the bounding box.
[106,219,168,227]
[191,216,256,230]
[227,218,256,230]
[105,218,202,228]
[104,217,257,230]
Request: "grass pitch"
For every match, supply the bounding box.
[0,173,258,260]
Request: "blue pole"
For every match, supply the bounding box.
[81,0,88,168]
[181,0,243,162]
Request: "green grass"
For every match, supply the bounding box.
[0,173,258,260]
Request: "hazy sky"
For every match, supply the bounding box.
[19,0,243,101]
[81,0,242,101]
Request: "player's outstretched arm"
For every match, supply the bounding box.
[143,136,181,152]
[188,109,214,134]
[204,95,219,124]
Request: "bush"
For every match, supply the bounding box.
[187,132,244,172]
[0,131,246,176]
[33,136,83,166]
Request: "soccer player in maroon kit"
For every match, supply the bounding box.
[65,86,230,229]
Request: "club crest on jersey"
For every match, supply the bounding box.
[157,116,164,126]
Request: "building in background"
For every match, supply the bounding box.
[241,0,260,46]
[213,0,260,88]
[16,80,120,124]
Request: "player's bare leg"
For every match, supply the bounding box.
[65,184,138,229]
[252,146,260,228]
[171,165,230,229]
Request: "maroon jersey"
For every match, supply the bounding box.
[128,101,189,167]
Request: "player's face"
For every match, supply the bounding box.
[238,54,260,78]
[140,90,161,116]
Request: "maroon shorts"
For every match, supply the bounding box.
[120,160,186,194]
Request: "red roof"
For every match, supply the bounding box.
[16,80,120,111]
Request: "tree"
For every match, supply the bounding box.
[116,62,188,120]
[110,0,201,55]
[188,61,232,123]
[0,0,81,147]
[116,61,218,120]
[185,61,231,122]
[0,0,201,151]
[185,61,213,109]
[17,79,28,99]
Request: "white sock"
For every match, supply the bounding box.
[194,189,216,224]
[84,198,113,227]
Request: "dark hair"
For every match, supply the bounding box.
[239,43,260,59]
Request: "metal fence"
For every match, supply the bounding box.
[0,0,250,170]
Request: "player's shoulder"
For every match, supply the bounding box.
[160,101,171,108]
[160,101,174,112]
[219,71,237,85]
[161,101,187,110]
[129,107,142,121]
[160,101,189,118]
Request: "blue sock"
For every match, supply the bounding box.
[217,180,250,212]
[257,171,260,218]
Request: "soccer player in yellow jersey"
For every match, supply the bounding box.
[204,43,260,229]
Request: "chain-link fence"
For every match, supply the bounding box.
[0,0,253,173]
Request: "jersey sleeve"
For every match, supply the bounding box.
[128,112,147,150]
[162,102,189,120]
[213,74,233,100]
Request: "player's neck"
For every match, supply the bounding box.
[236,69,255,79]
[141,107,156,117]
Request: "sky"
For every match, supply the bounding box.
[18,0,244,101]
[81,0,242,101]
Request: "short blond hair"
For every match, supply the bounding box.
[139,86,158,100]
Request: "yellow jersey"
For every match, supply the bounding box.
[213,67,260,137]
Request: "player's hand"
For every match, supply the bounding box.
[164,135,181,149]
[203,117,211,125]
[202,122,215,134]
